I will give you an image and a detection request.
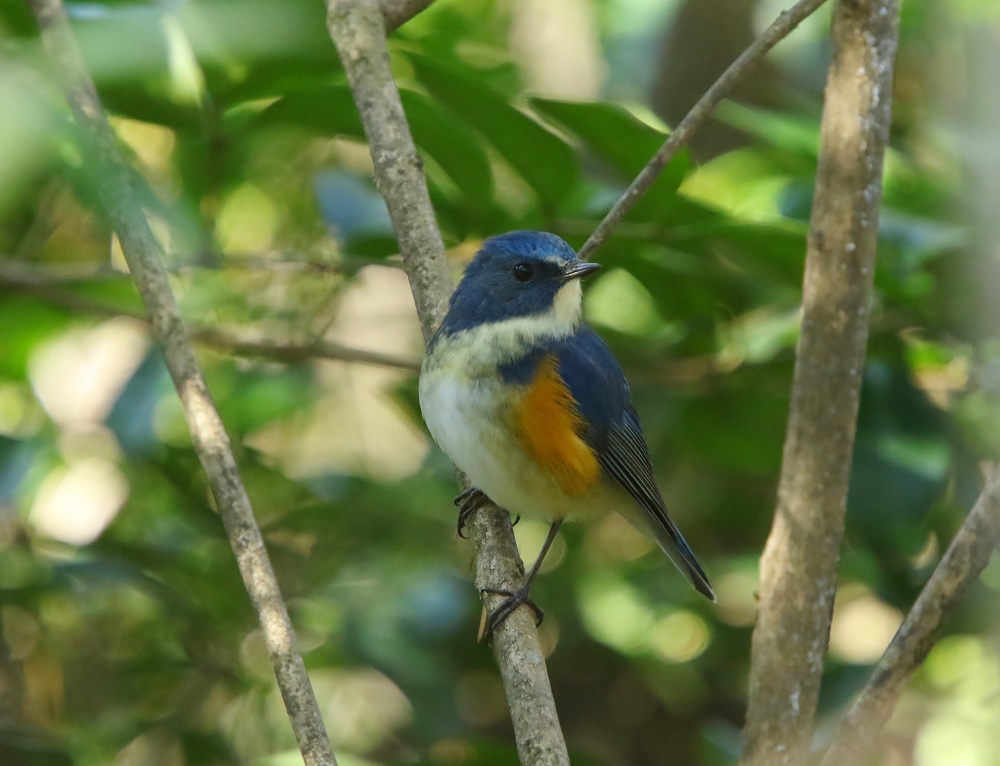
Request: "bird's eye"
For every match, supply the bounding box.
[512,262,535,282]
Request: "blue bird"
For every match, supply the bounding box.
[419,231,714,638]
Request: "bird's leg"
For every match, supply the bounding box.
[480,518,564,642]
[453,487,492,539]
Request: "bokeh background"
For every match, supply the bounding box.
[2,0,1000,764]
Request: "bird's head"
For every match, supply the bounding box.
[441,231,601,337]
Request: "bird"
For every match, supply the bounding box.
[419,231,714,639]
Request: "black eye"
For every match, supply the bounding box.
[512,262,535,282]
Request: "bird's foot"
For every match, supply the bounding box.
[453,487,491,539]
[479,584,544,643]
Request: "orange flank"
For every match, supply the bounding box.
[515,356,600,495]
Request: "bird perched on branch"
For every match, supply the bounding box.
[419,231,714,639]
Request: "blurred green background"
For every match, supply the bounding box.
[2,0,1000,764]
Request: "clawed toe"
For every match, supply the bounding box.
[454,488,490,538]
[479,585,544,642]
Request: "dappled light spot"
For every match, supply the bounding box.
[29,319,149,427]
[29,458,128,546]
[583,513,655,565]
[829,589,903,664]
[112,117,177,177]
[515,518,567,574]
[916,636,1000,766]
[578,572,654,655]
[650,609,711,663]
[714,564,759,627]
[583,267,671,339]
[217,183,278,254]
[315,667,413,753]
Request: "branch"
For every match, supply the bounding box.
[0,260,145,321]
[0,263,419,371]
[820,468,1000,766]
[741,2,901,764]
[25,1,338,764]
[194,328,421,371]
[576,0,830,263]
[0,254,396,280]
[325,1,570,764]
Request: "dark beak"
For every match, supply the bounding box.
[563,261,601,280]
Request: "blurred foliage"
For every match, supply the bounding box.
[1,0,999,765]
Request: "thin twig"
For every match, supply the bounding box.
[0,263,420,371]
[741,2,902,764]
[195,328,421,371]
[0,261,146,321]
[26,1,338,764]
[820,468,1000,766]
[576,0,830,263]
[326,1,571,764]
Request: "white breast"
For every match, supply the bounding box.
[419,364,533,512]
[419,333,619,521]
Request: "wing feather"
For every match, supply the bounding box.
[554,328,714,600]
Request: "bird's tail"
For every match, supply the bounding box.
[653,526,715,602]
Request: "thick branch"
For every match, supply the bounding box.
[741,1,901,764]
[820,468,1000,766]
[577,0,830,263]
[26,1,338,764]
[326,1,450,342]
[326,2,570,764]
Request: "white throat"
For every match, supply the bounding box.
[426,280,583,374]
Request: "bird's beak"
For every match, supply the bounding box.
[563,262,601,280]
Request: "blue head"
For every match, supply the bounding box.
[439,231,600,336]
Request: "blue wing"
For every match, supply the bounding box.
[554,328,715,601]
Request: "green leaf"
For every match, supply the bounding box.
[400,89,494,205]
[259,84,496,211]
[407,53,579,205]
[0,296,76,378]
[205,361,318,437]
[715,101,820,156]
[530,98,691,193]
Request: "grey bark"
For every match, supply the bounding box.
[326,1,571,763]
[820,469,1000,766]
[740,1,901,764]
[25,1,337,763]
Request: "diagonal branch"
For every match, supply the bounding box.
[577,0,830,263]
[25,1,338,764]
[740,2,901,764]
[325,1,570,764]
[820,468,1000,766]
